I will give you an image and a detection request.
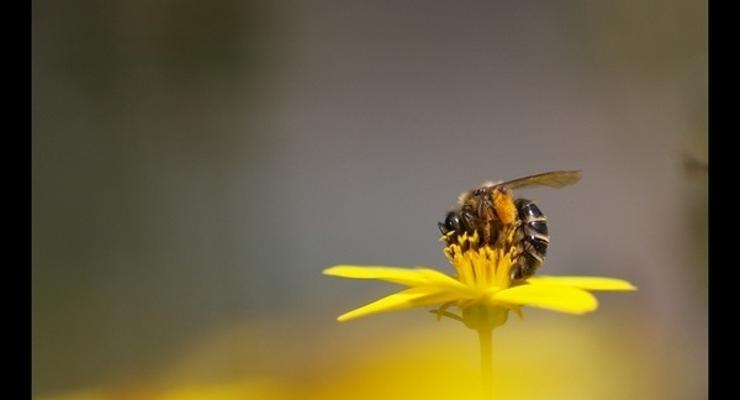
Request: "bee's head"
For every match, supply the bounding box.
[438,211,464,236]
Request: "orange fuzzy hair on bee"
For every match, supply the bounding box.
[492,190,518,225]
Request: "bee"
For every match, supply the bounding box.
[438,170,581,281]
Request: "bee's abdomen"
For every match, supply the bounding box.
[512,198,550,280]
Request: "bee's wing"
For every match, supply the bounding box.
[500,170,582,190]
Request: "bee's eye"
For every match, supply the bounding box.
[439,212,462,234]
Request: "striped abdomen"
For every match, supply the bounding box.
[512,198,549,280]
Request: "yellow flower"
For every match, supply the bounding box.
[324,228,635,331]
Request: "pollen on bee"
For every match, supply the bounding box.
[492,190,518,225]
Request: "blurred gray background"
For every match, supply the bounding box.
[33,0,707,397]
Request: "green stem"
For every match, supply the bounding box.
[478,328,493,400]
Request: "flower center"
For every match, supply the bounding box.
[443,228,520,291]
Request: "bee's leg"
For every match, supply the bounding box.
[460,205,474,226]
[476,197,487,216]
[461,209,479,232]
[510,261,525,281]
[482,224,492,245]
[463,209,493,244]
[477,193,497,221]
[480,195,500,244]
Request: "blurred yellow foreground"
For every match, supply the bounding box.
[40,314,674,400]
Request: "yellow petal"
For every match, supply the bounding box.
[323,265,466,290]
[527,276,637,291]
[336,287,460,322]
[493,284,598,314]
